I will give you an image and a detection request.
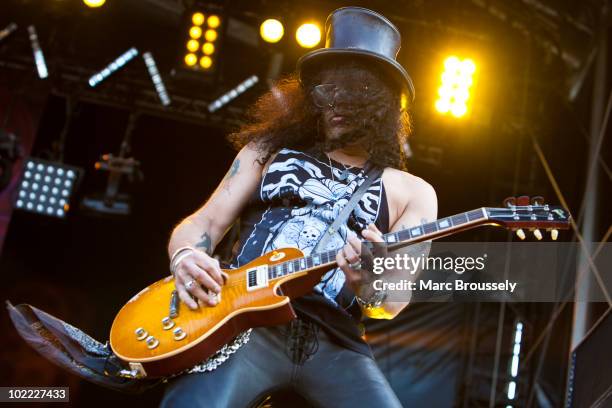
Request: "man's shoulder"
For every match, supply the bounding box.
[382,167,436,197]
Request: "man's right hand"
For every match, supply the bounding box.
[174,250,227,310]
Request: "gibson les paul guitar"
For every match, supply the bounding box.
[109,196,570,378]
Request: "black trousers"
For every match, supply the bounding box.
[160,319,402,408]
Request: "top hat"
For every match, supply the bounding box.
[297,7,415,103]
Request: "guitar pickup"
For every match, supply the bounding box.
[246,265,269,291]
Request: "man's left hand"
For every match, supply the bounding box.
[337,223,385,295]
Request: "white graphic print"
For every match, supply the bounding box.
[237,149,383,305]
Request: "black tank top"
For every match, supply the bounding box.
[231,147,389,356]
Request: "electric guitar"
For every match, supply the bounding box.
[109,196,570,378]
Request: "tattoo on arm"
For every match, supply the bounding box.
[222,158,240,190]
[195,231,212,254]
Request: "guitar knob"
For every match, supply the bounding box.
[145,336,159,349]
[135,327,148,341]
[161,317,175,330]
[516,229,526,240]
[550,229,558,241]
[533,229,543,240]
[173,327,187,341]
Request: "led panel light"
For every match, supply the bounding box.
[15,158,82,218]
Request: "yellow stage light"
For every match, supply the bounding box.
[296,23,321,48]
[184,53,197,66]
[186,39,200,52]
[83,0,106,8]
[202,42,215,55]
[205,29,218,42]
[436,56,476,119]
[192,12,205,26]
[200,56,212,69]
[260,19,284,43]
[189,26,202,39]
[208,15,221,28]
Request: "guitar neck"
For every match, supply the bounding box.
[266,208,489,281]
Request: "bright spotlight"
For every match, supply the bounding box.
[207,15,221,29]
[189,26,202,39]
[202,42,214,55]
[186,39,199,52]
[435,56,476,118]
[260,19,284,43]
[27,26,48,79]
[83,0,106,8]
[192,12,205,26]
[199,56,212,69]
[184,53,197,66]
[296,23,321,48]
[88,47,139,87]
[204,29,218,42]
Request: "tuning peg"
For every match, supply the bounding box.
[550,229,558,241]
[503,197,516,208]
[516,229,526,240]
[533,229,543,240]
[531,196,545,206]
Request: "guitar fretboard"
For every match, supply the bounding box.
[267,208,487,280]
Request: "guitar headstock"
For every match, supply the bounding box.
[486,196,571,240]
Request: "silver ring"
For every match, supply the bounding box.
[349,261,361,270]
[185,279,196,290]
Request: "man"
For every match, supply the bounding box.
[161,7,437,408]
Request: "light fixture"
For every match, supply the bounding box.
[183,9,222,72]
[143,52,171,106]
[27,26,48,79]
[192,12,205,26]
[435,56,476,118]
[83,0,106,8]
[15,158,82,218]
[0,23,18,43]
[88,47,139,87]
[260,19,284,43]
[208,75,259,112]
[296,23,321,48]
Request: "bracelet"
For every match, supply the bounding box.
[169,246,194,275]
[355,289,387,310]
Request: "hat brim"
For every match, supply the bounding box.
[297,48,415,103]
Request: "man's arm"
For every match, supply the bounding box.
[338,173,438,319]
[168,143,265,309]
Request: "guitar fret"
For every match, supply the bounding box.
[409,226,423,237]
[451,213,468,225]
[467,209,484,221]
[397,230,411,241]
[423,222,437,234]
[437,217,451,229]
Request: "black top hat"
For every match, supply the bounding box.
[297,7,415,103]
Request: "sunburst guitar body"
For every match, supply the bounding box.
[109,247,332,378]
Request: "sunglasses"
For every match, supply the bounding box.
[310,83,370,108]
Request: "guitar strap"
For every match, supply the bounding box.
[312,163,384,254]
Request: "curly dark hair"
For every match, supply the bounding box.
[228,58,412,170]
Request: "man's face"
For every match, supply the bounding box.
[317,70,363,142]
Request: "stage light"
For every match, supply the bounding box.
[143,52,171,106]
[202,42,214,55]
[27,26,48,79]
[189,26,202,39]
[83,0,105,8]
[186,39,199,52]
[192,12,205,26]
[15,158,82,218]
[184,53,197,66]
[199,56,212,69]
[505,321,523,402]
[435,56,476,118]
[207,15,220,29]
[260,19,284,43]
[296,23,321,48]
[88,47,139,87]
[0,23,18,43]
[204,29,217,42]
[208,75,259,112]
[182,8,222,72]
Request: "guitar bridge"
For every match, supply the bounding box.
[246,265,269,291]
